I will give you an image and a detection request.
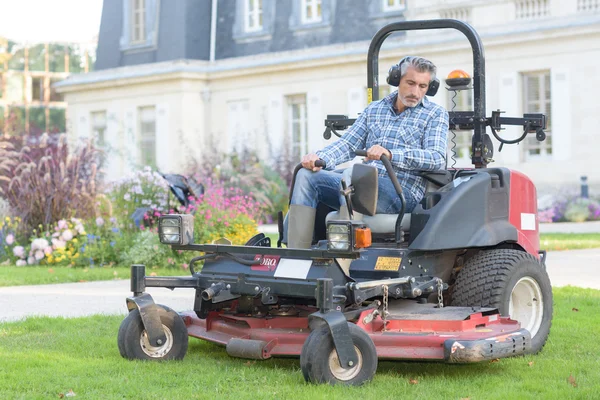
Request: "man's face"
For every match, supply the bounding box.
[397,66,432,108]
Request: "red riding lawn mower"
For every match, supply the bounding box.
[117,19,552,386]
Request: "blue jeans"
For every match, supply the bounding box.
[291,168,418,214]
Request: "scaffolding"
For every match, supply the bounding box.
[0,37,94,137]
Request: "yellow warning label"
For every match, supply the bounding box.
[374,257,402,271]
[367,88,373,104]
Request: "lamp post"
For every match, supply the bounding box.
[581,176,589,199]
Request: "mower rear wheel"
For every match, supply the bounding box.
[118,305,188,360]
[450,249,552,354]
[300,322,377,386]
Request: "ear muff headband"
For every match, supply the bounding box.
[386,57,440,97]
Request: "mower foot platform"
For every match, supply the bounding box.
[180,304,531,363]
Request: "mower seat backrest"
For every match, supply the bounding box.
[324,170,452,234]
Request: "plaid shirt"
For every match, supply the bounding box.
[316,92,449,204]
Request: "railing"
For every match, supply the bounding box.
[578,0,600,12]
[515,0,550,19]
[440,7,471,22]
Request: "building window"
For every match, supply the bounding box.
[440,7,471,22]
[130,0,146,43]
[522,71,551,158]
[286,94,308,161]
[515,0,549,19]
[382,0,405,12]
[91,111,107,149]
[301,0,322,24]
[139,106,156,167]
[578,0,600,12]
[245,0,263,32]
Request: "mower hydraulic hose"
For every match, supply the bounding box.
[188,253,217,275]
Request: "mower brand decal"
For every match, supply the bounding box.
[274,259,312,279]
[251,255,280,271]
[374,257,402,271]
[521,213,536,231]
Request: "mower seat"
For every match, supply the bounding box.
[324,170,452,234]
[325,211,411,234]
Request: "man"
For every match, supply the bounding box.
[288,56,449,248]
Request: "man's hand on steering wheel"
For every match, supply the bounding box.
[366,145,392,161]
[301,153,323,172]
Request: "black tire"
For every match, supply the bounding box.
[450,249,552,354]
[118,305,188,360]
[300,322,377,386]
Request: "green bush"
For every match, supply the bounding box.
[75,217,136,267]
[107,167,170,232]
[118,229,186,270]
[564,198,599,223]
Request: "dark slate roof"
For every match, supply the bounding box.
[95,0,405,70]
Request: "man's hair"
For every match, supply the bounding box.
[399,56,437,82]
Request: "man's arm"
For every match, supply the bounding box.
[316,110,369,169]
[388,107,449,171]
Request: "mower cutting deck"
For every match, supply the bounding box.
[181,306,529,363]
[117,19,552,386]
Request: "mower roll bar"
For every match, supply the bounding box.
[323,19,547,169]
[368,19,489,166]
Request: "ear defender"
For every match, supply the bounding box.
[386,57,439,97]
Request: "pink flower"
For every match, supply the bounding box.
[35,250,44,261]
[58,220,68,230]
[52,239,66,249]
[96,217,105,227]
[16,260,26,267]
[182,263,189,270]
[13,246,25,258]
[61,229,73,241]
[44,246,53,256]
[5,234,14,245]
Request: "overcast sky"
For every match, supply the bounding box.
[0,0,104,44]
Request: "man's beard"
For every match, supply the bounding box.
[399,94,420,107]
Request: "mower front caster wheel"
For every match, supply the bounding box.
[118,305,188,360]
[300,322,377,386]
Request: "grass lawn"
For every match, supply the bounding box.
[540,233,600,251]
[0,265,185,287]
[0,286,598,399]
